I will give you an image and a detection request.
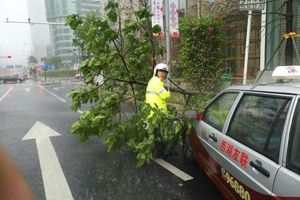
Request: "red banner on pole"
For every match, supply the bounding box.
[169,0,180,38]
[151,0,164,38]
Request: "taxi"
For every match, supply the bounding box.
[183,65,300,200]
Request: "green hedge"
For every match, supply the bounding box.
[40,70,77,77]
[179,16,225,91]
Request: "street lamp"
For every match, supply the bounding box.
[5,18,65,25]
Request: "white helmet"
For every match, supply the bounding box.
[153,63,169,75]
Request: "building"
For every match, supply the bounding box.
[45,0,77,65]
[265,0,300,70]
[76,0,106,17]
[44,0,103,66]
[182,0,300,83]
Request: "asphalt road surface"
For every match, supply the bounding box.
[0,80,223,200]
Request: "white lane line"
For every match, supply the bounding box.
[77,110,83,114]
[0,86,14,102]
[151,158,194,181]
[39,85,66,103]
[25,88,30,92]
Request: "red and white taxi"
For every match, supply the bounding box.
[183,66,300,200]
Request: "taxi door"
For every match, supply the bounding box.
[273,98,300,198]
[195,91,240,196]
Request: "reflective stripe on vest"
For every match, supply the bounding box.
[146,91,157,95]
[158,88,166,94]
[146,88,167,95]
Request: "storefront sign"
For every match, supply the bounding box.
[239,0,265,11]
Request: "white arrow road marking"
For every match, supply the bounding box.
[151,158,194,181]
[25,88,30,92]
[22,121,74,200]
[38,85,66,103]
[0,86,14,102]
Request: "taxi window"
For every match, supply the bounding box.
[287,100,300,175]
[227,94,290,162]
[203,92,238,132]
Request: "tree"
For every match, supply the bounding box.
[66,1,183,166]
[43,56,62,69]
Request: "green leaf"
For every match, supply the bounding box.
[107,11,117,22]
[152,25,161,33]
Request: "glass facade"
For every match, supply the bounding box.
[45,0,77,64]
[45,0,103,65]
[265,0,300,69]
[223,11,261,80]
[76,0,105,17]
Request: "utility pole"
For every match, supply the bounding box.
[285,0,293,65]
[165,0,171,86]
[197,0,201,18]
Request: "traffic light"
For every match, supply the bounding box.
[0,55,12,58]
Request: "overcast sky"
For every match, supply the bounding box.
[0,0,32,67]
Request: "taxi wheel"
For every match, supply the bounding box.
[182,132,194,162]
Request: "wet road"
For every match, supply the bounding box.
[0,80,223,200]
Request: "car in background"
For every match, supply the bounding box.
[183,65,300,200]
[23,74,29,80]
[0,74,25,83]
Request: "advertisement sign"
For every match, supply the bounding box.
[239,0,265,11]
[151,0,164,38]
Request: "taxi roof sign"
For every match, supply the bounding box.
[272,65,300,79]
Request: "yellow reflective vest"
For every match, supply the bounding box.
[146,76,170,111]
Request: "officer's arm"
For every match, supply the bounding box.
[157,85,170,99]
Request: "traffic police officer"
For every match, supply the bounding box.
[146,63,170,112]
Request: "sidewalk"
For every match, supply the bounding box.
[37,76,82,85]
